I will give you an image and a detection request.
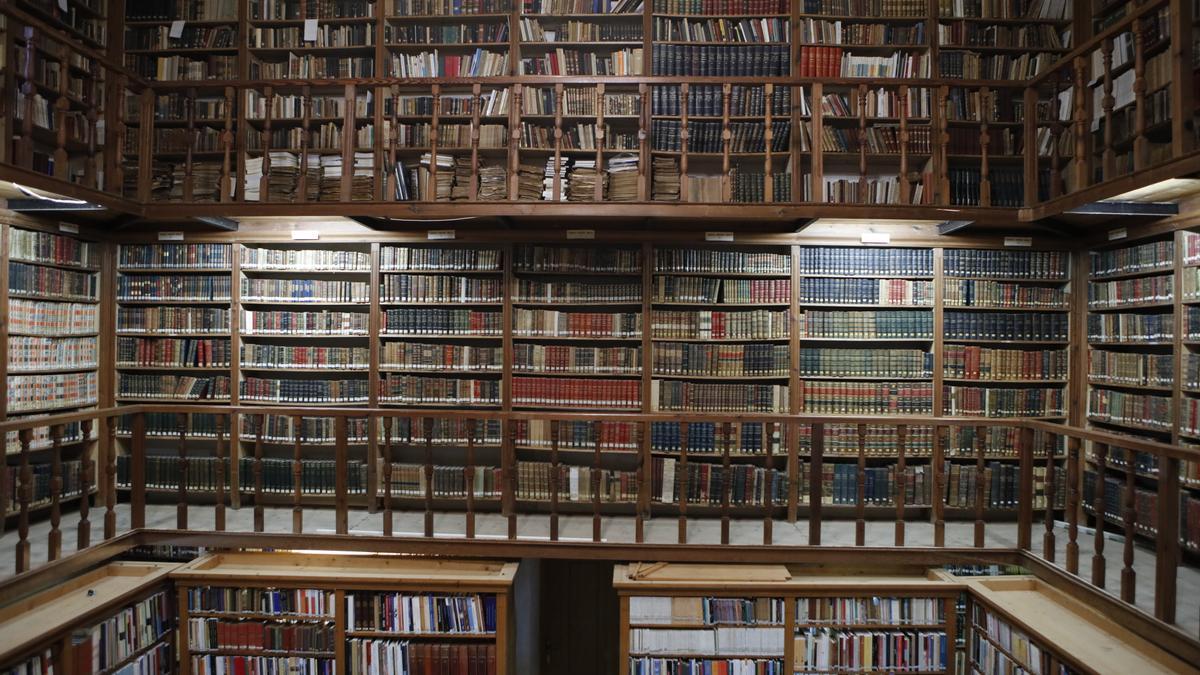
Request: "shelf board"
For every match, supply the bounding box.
[1088,266,1175,282]
[942,378,1067,386]
[8,365,98,375]
[9,258,100,273]
[1087,300,1174,312]
[650,337,790,343]
[1087,380,1174,393]
[943,304,1069,312]
[117,267,231,273]
[799,302,933,309]
[1086,416,1173,435]
[652,373,789,381]
[511,370,640,378]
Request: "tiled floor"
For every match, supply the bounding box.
[2,504,1198,637]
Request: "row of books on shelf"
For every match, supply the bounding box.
[1090,239,1174,280]
[118,243,231,270]
[116,337,232,369]
[520,48,644,76]
[242,278,370,304]
[187,618,334,653]
[652,44,790,76]
[8,299,99,336]
[9,262,98,302]
[652,381,787,412]
[943,311,1068,341]
[1088,389,1173,432]
[1,460,85,512]
[800,247,930,276]
[118,374,232,401]
[800,123,933,156]
[117,307,230,334]
[944,280,1067,310]
[116,275,232,302]
[1087,274,1173,309]
[798,309,932,339]
[800,381,933,415]
[512,376,638,408]
[1089,351,1173,387]
[116,456,370,495]
[241,310,369,335]
[9,229,98,269]
[653,277,790,304]
[1087,313,1173,343]
[942,385,1064,418]
[350,641,498,675]
[7,372,98,412]
[1083,471,1200,551]
[651,84,790,118]
[944,345,1067,381]
[8,336,98,372]
[799,278,933,306]
[382,375,501,406]
[654,343,788,377]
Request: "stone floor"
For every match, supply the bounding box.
[2,504,1198,637]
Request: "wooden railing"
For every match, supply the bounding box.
[0,0,1195,218]
[2,404,1197,631]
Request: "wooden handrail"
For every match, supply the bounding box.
[1025,0,1171,89]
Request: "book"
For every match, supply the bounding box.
[117,374,231,401]
[240,377,369,404]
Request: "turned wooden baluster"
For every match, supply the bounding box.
[809,422,824,545]
[47,425,63,561]
[381,416,393,537]
[1131,16,1148,171]
[549,419,560,541]
[299,86,313,201]
[762,422,774,545]
[898,85,910,202]
[465,419,477,539]
[261,85,274,201]
[856,84,868,204]
[1066,436,1081,574]
[423,416,434,538]
[979,87,991,206]
[254,413,265,533]
[933,425,946,547]
[387,83,399,200]
[636,420,649,544]
[1017,425,1034,550]
[130,413,146,529]
[763,83,775,202]
[720,83,731,203]
[1092,442,1109,588]
[678,421,689,543]
[176,412,188,529]
[1154,455,1180,624]
[855,423,867,546]
[183,87,196,201]
[292,414,303,534]
[720,421,733,544]
[1049,73,1064,199]
[895,424,906,546]
[335,416,349,535]
[77,419,93,550]
[83,70,99,188]
[104,414,117,539]
[936,86,950,204]
[1101,38,1117,180]
[16,28,37,170]
[1121,449,1137,603]
[679,83,690,202]
[505,418,517,539]
[1072,56,1089,191]
[591,420,602,542]
[974,425,986,547]
[1043,432,1057,562]
[214,415,226,531]
[219,86,234,202]
[16,429,32,573]
[110,74,129,195]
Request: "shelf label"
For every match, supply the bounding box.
[291,229,320,240]
[427,229,456,240]
[860,232,891,244]
[169,20,186,39]
[58,223,79,234]
[566,229,595,240]
[303,19,319,42]
[1108,227,1128,241]
[1004,236,1032,248]
[705,231,734,242]
[157,231,184,241]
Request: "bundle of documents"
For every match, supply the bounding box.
[607,153,639,201]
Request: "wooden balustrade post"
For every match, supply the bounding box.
[47,424,63,561]
[214,415,226,532]
[1155,456,1180,624]
[1072,56,1089,192]
[16,429,32,573]
[1066,435,1081,574]
[1017,426,1034,551]
[176,412,188,529]
[336,415,349,535]
[855,423,866,546]
[77,419,93,550]
[720,421,732,545]
[16,28,36,170]
[104,414,117,539]
[130,413,146,529]
[254,413,265,533]
[974,425,986,547]
[219,86,235,202]
[809,423,823,546]
[1022,86,1038,205]
[979,87,991,206]
[763,421,774,545]
[895,424,906,546]
[423,416,434,538]
[549,419,560,542]
[678,421,689,544]
[1092,443,1108,588]
[382,416,393,537]
[1131,15,1148,171]
[637,419,650,544]
[933,425,946,546]
[1121,452,1137,604]
[1043,432,1057,563]
[465,418,477,539]
[1101,38,1116,180]
[292,414,303,534]
[505,418,517,540]
[591,420,602,543]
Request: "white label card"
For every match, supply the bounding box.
[1004,237,1033,247]
[566,229,595,240]
[57,0,67,11]
[705,231,734,242]
[291,229,320,240]
[1108,227,1128,241]
[861,232,891,244]
[158,231,184,241]
[169,20,186,39]
[303,19,319,42]
[58,223,79,234]
[428,229,456,240]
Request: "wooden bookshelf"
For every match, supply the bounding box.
[614,562,960,675]
[171,552,516,675]
[0,561,178,674]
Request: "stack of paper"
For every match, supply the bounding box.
[652,156,680,201]
[607,153,639,202]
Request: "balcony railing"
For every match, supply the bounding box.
[0,0,1195,219]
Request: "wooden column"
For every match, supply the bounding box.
[1066,435,1081,574]
[254,413,265,533]
[1017,425,1034,550]
[808,422,822,545]
[77,419,93,550]
[176,412,188,529]
[381,416,393,537]
[1100,38,1116,180]
[16,429,31,573]
[1043,431,1058,562]
[895,424,906,546]
[974,425,986,547]
[1120,453,1137,604]
[1092,442,1108,588]
[855,423,866,546]
[1155,456,1180,623]
[47,425,63,561]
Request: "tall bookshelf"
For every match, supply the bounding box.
[172,552,517,675]
[3,223,101,524]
